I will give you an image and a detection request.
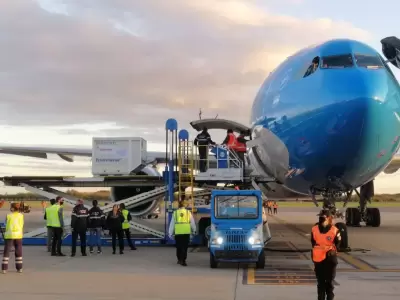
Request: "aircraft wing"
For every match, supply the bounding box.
[0,145,219,165]
[0,145,171,164]
[383,154,400,174]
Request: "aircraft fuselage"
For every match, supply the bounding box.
[251,39,400,195]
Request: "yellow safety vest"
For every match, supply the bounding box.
[45,205,53,227]
[174,208,191,235]
[122,209,130,229]
[47,204,61,228]
[4,212,24,239]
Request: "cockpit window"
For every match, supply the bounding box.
[303,56,320,78]
[321,54,353,69]
[354,54,383,69]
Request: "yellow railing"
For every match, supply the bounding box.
[178,140,195,213]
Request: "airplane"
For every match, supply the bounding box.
[1,36,400,238]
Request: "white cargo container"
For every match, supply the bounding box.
[92,137,147,176]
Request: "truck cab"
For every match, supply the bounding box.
[208,189,267,269]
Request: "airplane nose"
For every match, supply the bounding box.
[323,69,400,185]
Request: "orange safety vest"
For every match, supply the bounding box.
[226,133,237,149]
[267,201,271,207]
[235,136,247,152]
[311,225,338,263]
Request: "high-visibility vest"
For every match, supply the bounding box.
[311,225,338,263]
[235,136,247,152]
[4,212,24,239]
[45,205,54,227]
[174,208,191,235]
[226,133,237,149]
[122,209,130,229]
[47,204,61,228]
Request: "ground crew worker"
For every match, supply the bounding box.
[48,197,65,256]
[222,129,237,149]
[267,201,272,214]
[273,201,278,214]
[2,203,24,274]
[168,201,196,266]
[106,205,125,254]
[44,198,56,252]
[71,199,89,257]
[311,210,341,300]
[194,127,216,172]
[88,200,105,254]
[41,200,46,213]
[119,203,137,250]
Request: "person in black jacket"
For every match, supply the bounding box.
[106,205,125,254]
[88,200,105,254]
[194,127,215,172]
[70,199,89,257]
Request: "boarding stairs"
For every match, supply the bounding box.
[21,183,172,238]
[178,139,196,212]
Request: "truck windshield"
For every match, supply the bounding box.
[214,195,259,219]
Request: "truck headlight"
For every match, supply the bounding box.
[248,237,255,244]
[216,237,223,244]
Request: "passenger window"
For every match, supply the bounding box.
[303,56,320,78]
[320,54,353,69]
[354,54,383,69]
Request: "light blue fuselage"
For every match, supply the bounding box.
[251,39,400,194]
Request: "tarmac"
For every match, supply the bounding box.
[1,207,400,300]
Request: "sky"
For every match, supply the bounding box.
[0,0,400,194]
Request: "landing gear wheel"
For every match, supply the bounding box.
[256,250,265,269]
[345,207,361,226]
[210,253,218,268]
[366,208,381,227]
[335,222,349,251]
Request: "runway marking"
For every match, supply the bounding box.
[337,252,377,271]
[245,268,339,285]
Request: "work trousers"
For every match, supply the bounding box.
[267,207,272,214]
[175,234,190,263]
[47,227,54,252]
[314,258,337,300]
[51,227,63,255]
[71,230,87,255]
[110,229,124,252]
[273,208,277,214]
[2,239,23,271]
[198,147,208,172]
[89,228,102,251]
[123,228,136,249]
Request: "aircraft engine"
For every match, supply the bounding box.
[110,166,162,217]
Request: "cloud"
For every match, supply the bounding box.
[0,0,372,130]
[0,0,379,192]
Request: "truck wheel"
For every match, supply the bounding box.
[256,250,265,269]
[210,253,218,269]
[155,215,159,219]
